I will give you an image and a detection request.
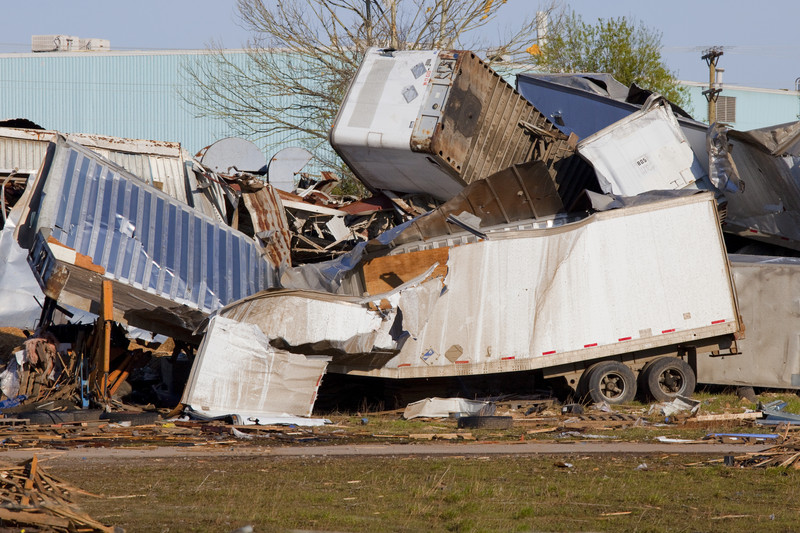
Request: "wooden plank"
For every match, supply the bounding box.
[362,247,449,296]
[100,279,114,401]
[694,412,763,421]
[20,455,37,506]
[0,507,71,528]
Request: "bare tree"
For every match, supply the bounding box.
[181,0,554,173]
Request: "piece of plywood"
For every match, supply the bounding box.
[362,247,449,295]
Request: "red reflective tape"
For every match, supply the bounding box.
[455,360,469,364]
[711,319,725,324]
[584,343,597,348]
[398,363,411,367]
[501,356,515,360]
[749,229,758,233]
[662,329,675,334]
[542,350,556,355]
[618,336,631,342]
[782,237,790,241]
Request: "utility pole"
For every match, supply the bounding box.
[702,47,724,124]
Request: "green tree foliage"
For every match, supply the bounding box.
[533,11,690,110]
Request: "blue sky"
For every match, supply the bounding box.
[1,0,798,90]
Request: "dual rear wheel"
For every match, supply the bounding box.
[576,357,695,405]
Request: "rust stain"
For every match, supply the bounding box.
[241,185,293,267]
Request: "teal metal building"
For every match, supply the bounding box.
[1,49,798,161]
[683,81,800,130]
[0,49,285,157]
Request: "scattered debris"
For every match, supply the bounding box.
[403,397,495,420]
[0,456,118,532]
[650,396,701,418]
[690,435,800,468]
[3,47,800,424]
[756,401,800,426]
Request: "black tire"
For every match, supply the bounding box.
[18,408,104,425]
[642,357,696,402]
[584,361,637,405]
[456,416,513,430]
[69,409,104,422]
[100,411,160,426]
[18,411,75,425]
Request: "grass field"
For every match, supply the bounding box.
[48,451,800,532]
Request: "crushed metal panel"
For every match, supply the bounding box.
[515,73,711,175]
[731,121,800,157]
[18,137,276,333]
[709,124,800,251]
[391,161,564,245]
[0,127,226,222]
[182,315,330,420]
[240,185,293,267]
[697,255,800,389]
[331,48,574,201]
[215,289,397,356]
[0,128,52,174]
[403,397,492,419]
[577,96,709,196]
[0,207,44,328]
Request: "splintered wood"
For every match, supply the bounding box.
[0,456,117,532]
[690,435,800,469]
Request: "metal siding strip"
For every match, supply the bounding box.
[204,223,216,310]
[152,196,167,293]
[193,216,204,308]
[137,190,153,288]
[217,228,228,305]
[121,187,139,282]
[93,167,114,268]
[54,149,78,236]
[176,207,190,301]
[162,202,178,297]
[80,161,103,255]
[65,155,91,249]
[106,176,130,277]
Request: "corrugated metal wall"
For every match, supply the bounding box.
[0,50,313,162]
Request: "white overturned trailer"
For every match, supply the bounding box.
[217,192,743,404]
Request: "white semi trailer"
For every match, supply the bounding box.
[216,192,744,404]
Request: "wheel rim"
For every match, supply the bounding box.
[599,373,626,399]
[657,369,684,394]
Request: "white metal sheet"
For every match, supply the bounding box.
[181,316,330,419]
[577,97,708,196]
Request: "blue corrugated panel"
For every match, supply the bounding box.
[25,137,275,313]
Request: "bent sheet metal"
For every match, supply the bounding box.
[16,136,277,339]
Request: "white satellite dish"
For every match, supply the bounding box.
[268,147,313,192]
[201,137,268,175]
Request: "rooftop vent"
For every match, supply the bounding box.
[31,35,110,52]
